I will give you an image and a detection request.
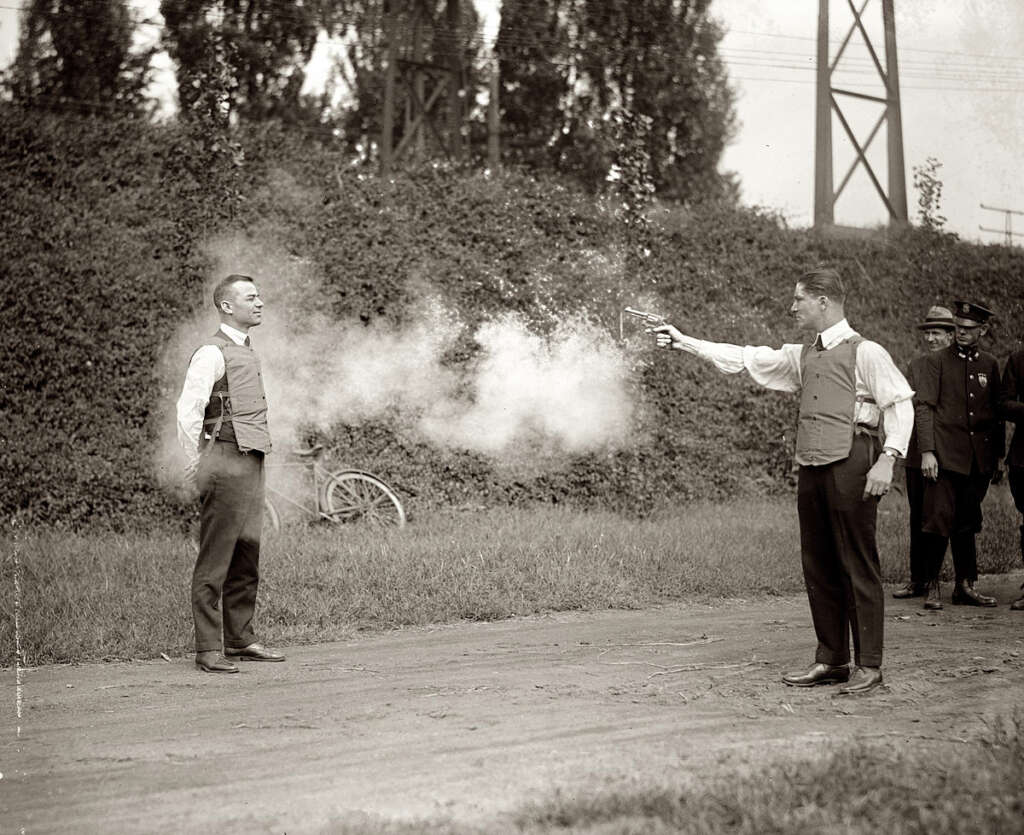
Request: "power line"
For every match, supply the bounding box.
[723,25,1024,62]
[4,1,1024,74]
[3,3,1022,102]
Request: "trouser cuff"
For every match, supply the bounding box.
[815,650,850,666]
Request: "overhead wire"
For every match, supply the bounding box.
[2,1,1022,110]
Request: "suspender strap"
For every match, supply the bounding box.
[200,391,230,449]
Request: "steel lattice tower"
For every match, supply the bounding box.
[814,0,908,228]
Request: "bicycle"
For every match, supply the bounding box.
[262,444,406,531]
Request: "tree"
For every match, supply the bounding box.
[912,156,947,234]
[496,0,737,203]
[4,0,154,116]
[160,0,321,123]
[492,0,571,172]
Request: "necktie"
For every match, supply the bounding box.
[813,334,825,351]
[244,336,251,348]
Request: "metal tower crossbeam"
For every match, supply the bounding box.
[815,0,908,228]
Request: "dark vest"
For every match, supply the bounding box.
[200,332,272,454]
[795,336,864,466]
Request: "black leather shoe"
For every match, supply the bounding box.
[951,580,997,607]
[782,662,850,687]
[195,652,239,674]
[225,642,285,662]
[892,582,926,599]
[1010,584,1024,611]
[923,581,943,610]
[838,666,883,695]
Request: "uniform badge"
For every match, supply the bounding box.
[977,373,988,388]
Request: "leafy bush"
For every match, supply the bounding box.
[3,108,1023,529]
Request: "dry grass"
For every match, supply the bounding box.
[1,487,1020,667]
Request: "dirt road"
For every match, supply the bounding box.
[4,573,1024,833]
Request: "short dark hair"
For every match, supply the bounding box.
[212,274,255,311]
[798,267,846,305]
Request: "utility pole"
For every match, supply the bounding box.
[814,0,908,229]
[979,203,1024,246]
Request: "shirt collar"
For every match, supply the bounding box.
[956,344,979,361]
[815,318,857,351]
[219,323,249,346]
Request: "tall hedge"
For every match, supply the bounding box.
[2,109,1022,529]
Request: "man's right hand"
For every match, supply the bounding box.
[649,324,687,350]
[921,451,939,481]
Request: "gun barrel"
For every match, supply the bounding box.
[623,307,666,324]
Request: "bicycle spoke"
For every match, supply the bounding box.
[323,472,406,528]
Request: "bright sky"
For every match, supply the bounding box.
[1,1,1021,243]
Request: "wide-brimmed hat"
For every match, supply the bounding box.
[916,305,955,330]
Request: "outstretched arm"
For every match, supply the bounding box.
[650,324,802,394]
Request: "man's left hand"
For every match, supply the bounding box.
[863,454,895,500]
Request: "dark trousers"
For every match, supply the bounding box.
[1010,466,1024,563]
[797,434,884,668]
[192,441,265,653]
[921,465,991,584]
[904,466,926,586]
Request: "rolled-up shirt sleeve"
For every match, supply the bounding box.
[857,341,915,456]
[175,345,224,468]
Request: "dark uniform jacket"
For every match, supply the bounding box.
[1002,349,1024,468]
[914,344,1004,476]
[904,353,930,469]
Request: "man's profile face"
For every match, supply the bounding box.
[921,327,954,352]
[954,321,985,349]
[790,282,827,334]
[220,281,264,329]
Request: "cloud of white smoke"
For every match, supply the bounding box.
[155,232,639,485]
[419,314,633,456]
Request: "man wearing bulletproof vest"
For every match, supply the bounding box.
[176,274,284,673]
[650,267,914,696]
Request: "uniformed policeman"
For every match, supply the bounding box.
[914,301,1005,608]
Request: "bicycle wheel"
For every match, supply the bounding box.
[263,494,281,533]
[323,470,406,528]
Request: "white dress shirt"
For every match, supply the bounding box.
[673,318,915,456]
[176,323,249,468]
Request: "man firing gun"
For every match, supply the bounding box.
[644,267,913,697]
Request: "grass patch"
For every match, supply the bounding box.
[509,711,1024,834]
[2,490,1021,666]
[316,711,1024,834]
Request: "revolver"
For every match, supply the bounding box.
[623,307,668,326]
